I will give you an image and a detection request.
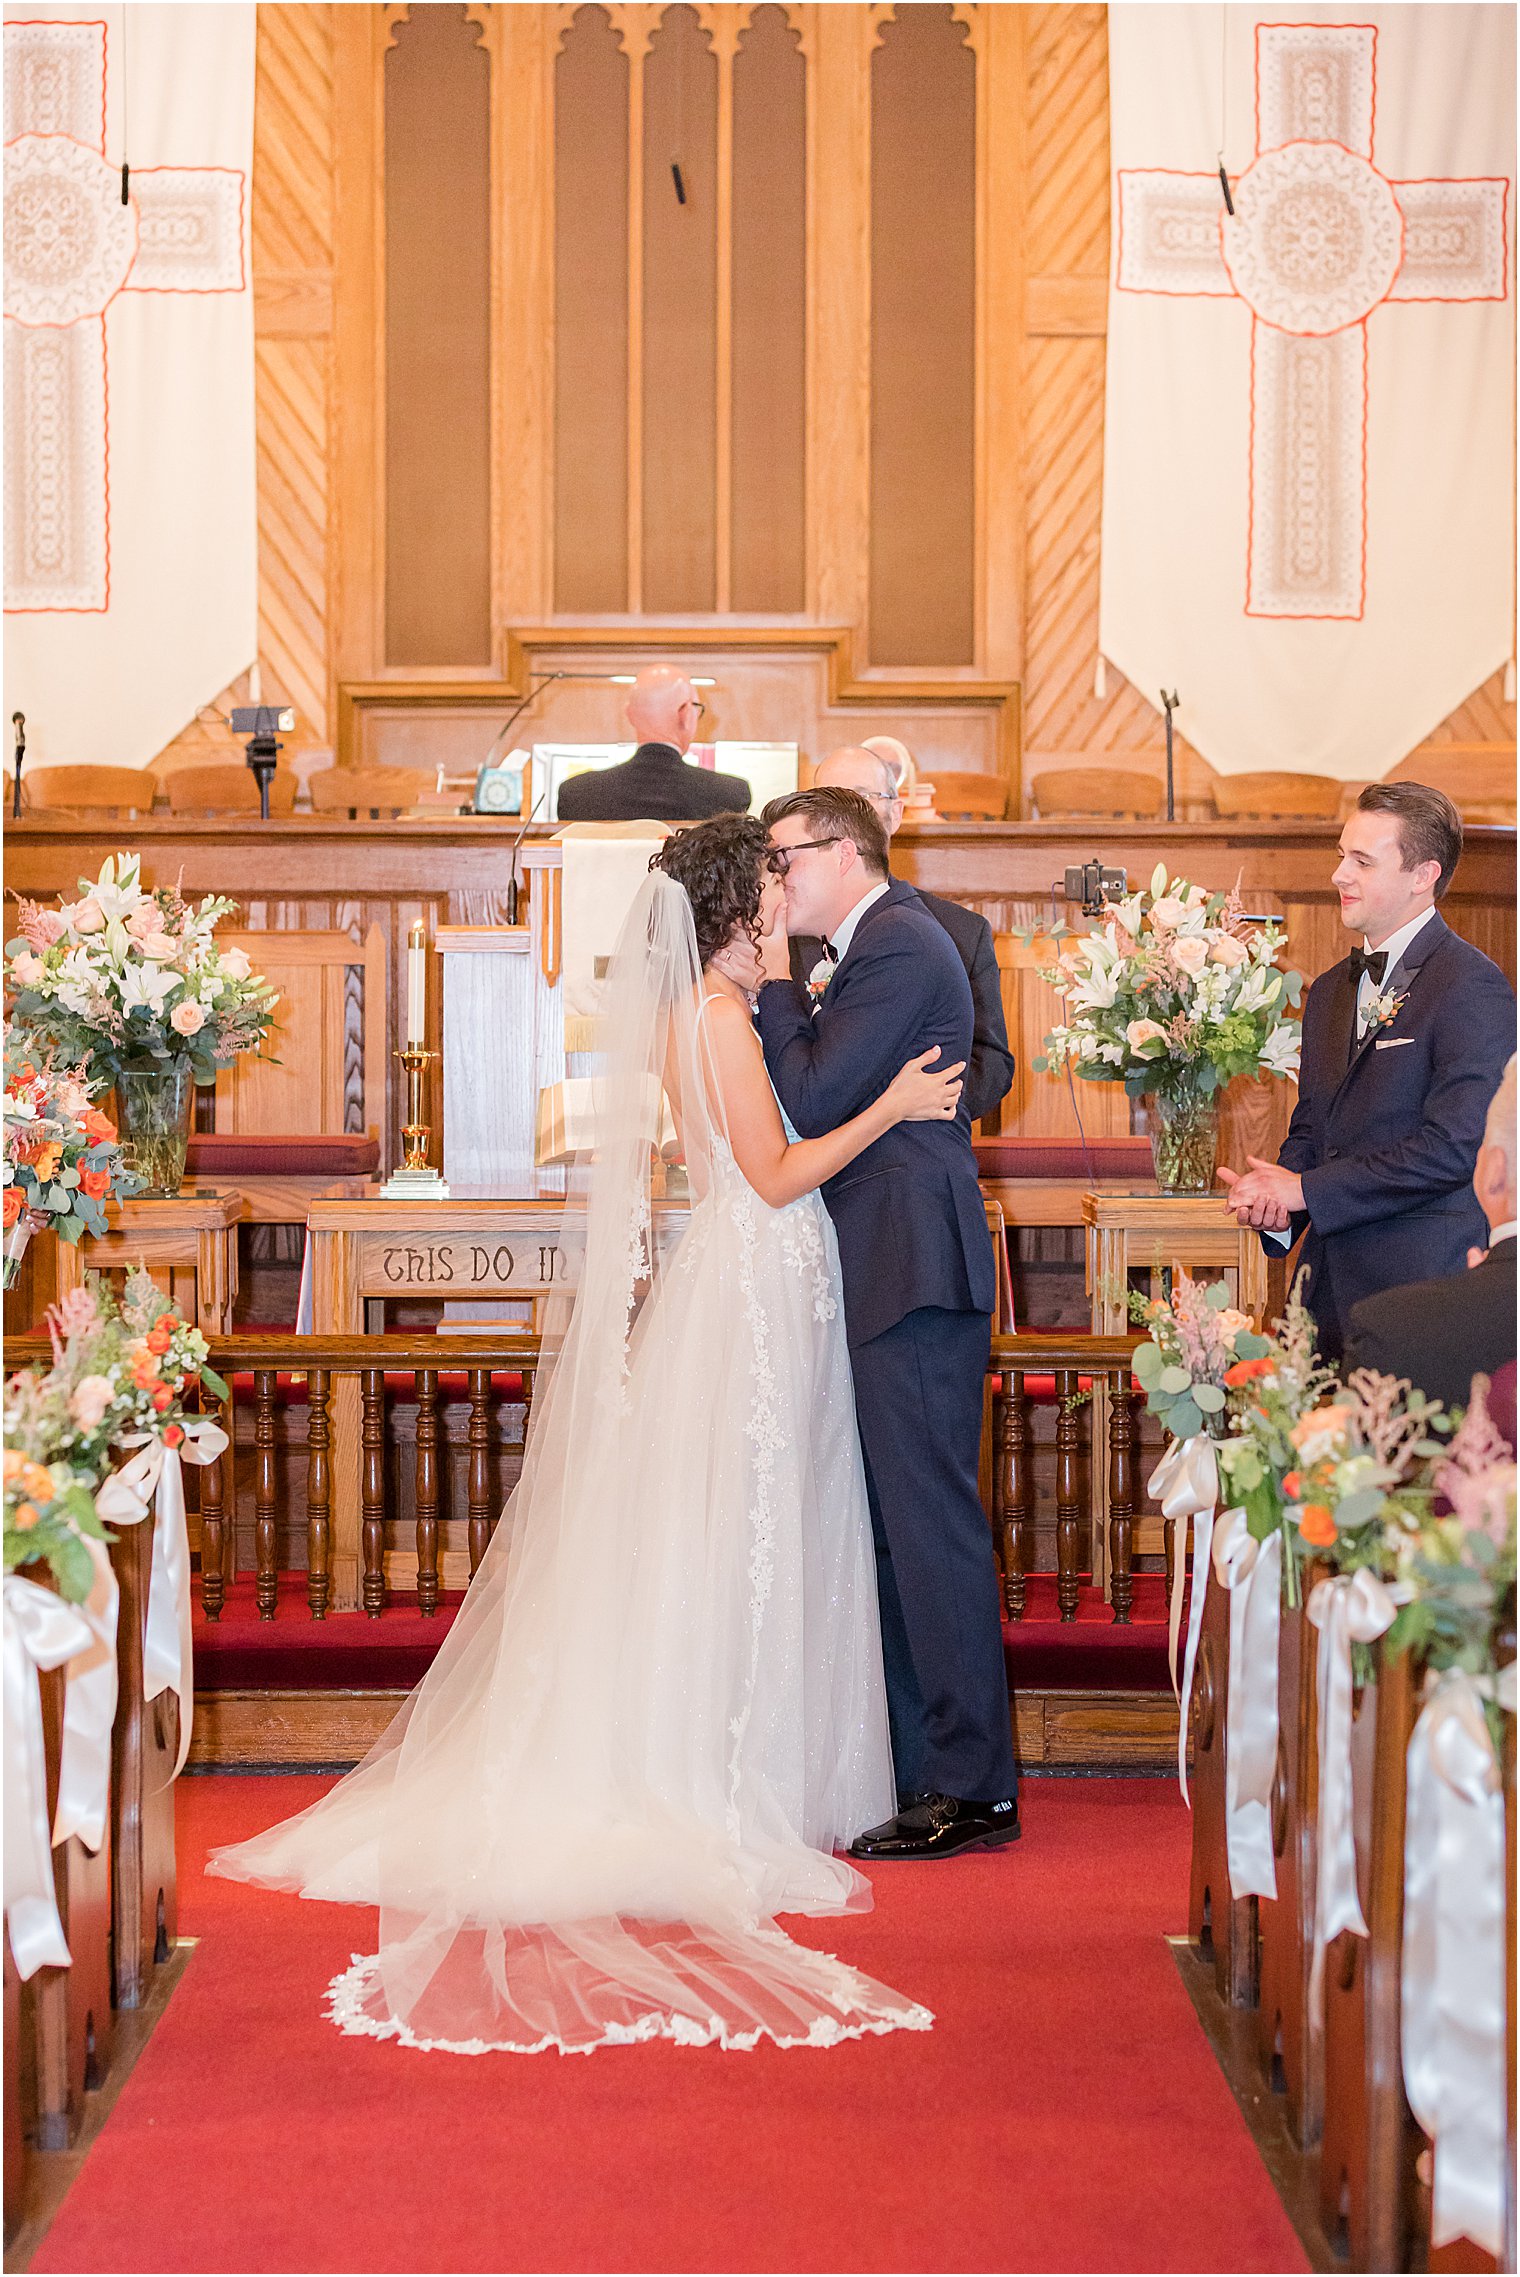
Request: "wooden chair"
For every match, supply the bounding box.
[308,766,420,818]
[21,765,156,815]
[163,764,297,817]
[924,769,1009,821]
[211,927,387,1147]
[1211,771,1342,820]
[1028,767,1164,819]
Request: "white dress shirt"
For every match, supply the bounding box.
[1355,903,1437,1035]
[1488,1220,1519,1249]
[828,879,890,966]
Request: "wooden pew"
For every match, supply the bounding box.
[109,1520,179,2008]
[16,1665,114,2152]
[1319,1645,1422,2269]
[1186,1564,1258,2006]
[1255,1584,1323,2150]
[4,1931,27,2247]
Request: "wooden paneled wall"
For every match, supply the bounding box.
[143,3,1513,812]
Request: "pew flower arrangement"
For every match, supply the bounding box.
[2,1369,114,1604]
[1128,1270,1272,1442]
[1035,866,1303,1191]
[5,854,278,1093]
[38,1271,229,1467]
[2,1036,139,1285]
[1383,1381,1516,1712]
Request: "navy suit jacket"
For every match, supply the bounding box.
[757,878,996,1347]
[555,743,751,822]
[789,887,1015,1125]
[1273,912,1515,1358]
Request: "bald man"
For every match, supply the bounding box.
[790,747,1015,1125]
[555,665,751,822]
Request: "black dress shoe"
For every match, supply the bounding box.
[849,1792,1021,1862]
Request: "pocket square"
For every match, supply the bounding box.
[1374,1036,1415,1050]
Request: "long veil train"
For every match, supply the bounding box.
[208,873,931,2053]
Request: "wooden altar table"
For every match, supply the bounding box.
[56,1192,243,1335]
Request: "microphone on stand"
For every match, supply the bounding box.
[11,713,25,820]
[506,784,549,927]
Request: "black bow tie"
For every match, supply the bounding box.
[1348,947,1388,987]
[820,941,839,964]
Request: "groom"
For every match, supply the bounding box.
[757,787,1020,1859]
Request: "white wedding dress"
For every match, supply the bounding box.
[208,875,930,2054]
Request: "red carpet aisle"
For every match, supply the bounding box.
[34,1777,1305,2276]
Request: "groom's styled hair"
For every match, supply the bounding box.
[762,786,891,879]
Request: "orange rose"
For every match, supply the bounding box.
[11,1502,40,1531]
[79,1166,111,1201]
[151,1385,173,1413]
[29,1142,61,1183]
[79,1108,116,1143]
[21,1462,53,1504]
[1297,1503,1338,1548]
[145,1323,173,1355]
[1282,1470,1302,1499]
[1223,1356,1275,1386]
[2,1188,19,1228]
[18,1063,35,1084]
[162,1423,185,1449]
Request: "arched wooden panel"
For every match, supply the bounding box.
[384,4,492,666]
[730,4,806,612]
[554,6,630,612]
[641,5,718,612]
[869,4,976,667]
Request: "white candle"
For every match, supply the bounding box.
[407,925,425,1043]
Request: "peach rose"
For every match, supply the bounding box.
[70,1376,116,1432]
[169,1000,205,1036]
[126,904,160,939]
[67,897,105,934]
[1149,897,1189,931]
[219,946,252,981]
[1208,934,1250,968]
[141,930,180,962]
[9,951,44,988]
[1172,936,1209,976]
[1125,1018,1168,1055]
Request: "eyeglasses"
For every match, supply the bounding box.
[765,838,838,877]
[859,789,902,809]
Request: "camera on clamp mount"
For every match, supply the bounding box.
[1063,860,1128,918]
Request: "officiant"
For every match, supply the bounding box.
[1220,782,1516,1360]
[556,664,752,821]
[787,745,1015,1125]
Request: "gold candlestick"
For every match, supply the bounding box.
[381,1044,449,1197]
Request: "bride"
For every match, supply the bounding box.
[208,815,963,2054]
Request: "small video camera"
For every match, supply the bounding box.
[1064,860,1128,917]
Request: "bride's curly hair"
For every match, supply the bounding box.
[650,814,771,970]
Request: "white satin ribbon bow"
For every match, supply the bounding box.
[1211,1510,1282,1901]
[51,1532,119,1855]
[1148,1433,1222,1804]
[3,1575,94,1979]
[96,1417,227,1779]
[1401,1663,1514,2259]
[1305,1568,1399,2016]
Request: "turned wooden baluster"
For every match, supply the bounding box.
[361,1367,386,1616]
[197,1383,227,1619]
[1108,1377,1139,1625]
[1055,1369,1082,1622]
[998,1370,1030,1620]
[306,1369,330,1619]
[253,1370,279,1620]
[467,1366,493,1577]
[414,1368,440,1616]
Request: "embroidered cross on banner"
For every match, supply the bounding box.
[1116,22,1509,621]
[4,18,247,612]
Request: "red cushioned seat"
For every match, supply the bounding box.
[973,1135,1153,1181]
[184,1133,381,1177]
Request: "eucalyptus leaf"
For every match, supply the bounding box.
[1168,1396,1204,1440]
[1158,1366,1192,1394]
[1192,1383,1226,1413]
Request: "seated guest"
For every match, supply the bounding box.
[1221,782,1516,1360]
[789,745,1015,1126]
[555,666,750,822]
[1343,1055,1517,1409]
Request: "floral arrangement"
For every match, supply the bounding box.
[3,1036,138,1276]
[5,853,277,1092]
[1384,1383,1516,1697]
[2,1271,227,1602]
[1129,1268,1272,1442]
[1035,864,1303,1101]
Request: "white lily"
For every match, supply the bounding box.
[1260,1024,1302,1077]
[117,961,179,1015]
[89,855,144,922]
[1235,966,1284,1016]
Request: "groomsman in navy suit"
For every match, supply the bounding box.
[1221,783,1516,1362]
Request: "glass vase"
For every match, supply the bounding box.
[115,1064,195,1197]
[1148,1090,1220,1196]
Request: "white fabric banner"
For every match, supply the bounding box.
[3,2,256,771]
[1101,6,1515,779]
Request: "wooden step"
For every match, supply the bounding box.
[189,1687,1187,1773]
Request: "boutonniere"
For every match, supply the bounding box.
[1362,986,1407,1038]
[807,957,835,1002]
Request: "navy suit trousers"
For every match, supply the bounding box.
[851,1305,1017,1804]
